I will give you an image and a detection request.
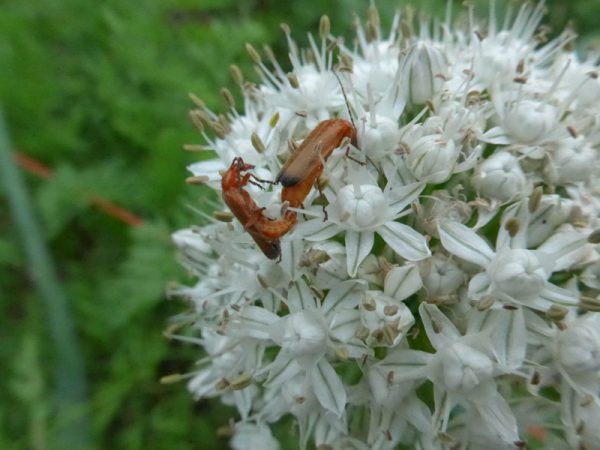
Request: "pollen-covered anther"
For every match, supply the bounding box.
[319,15,330,39]
[383,304,399,316]
[188,111,205,133]
[214,211,234,222]
[587,229,600,244]
[188,93,206,109]
[476,295,495,311]
[182,144,206,152]
[339,53,353,72]
[230,372,253,390]
[160,373,185,384]
[215,377,230,390]
[229,64,244,85]
[355,325,370,341]
[287,72,300,89]
[245,42,261,63]
[504,218,520,237]
[363,297,376,311]
[528,186,543,212]
[580,295,600,312]
[335,346,349,361]
[382,324,400,345]
[251,132,266,153]
[465,90,481,106]
[209,120,227,139]
[546,305,568,322]
[220,87,235,109]
[186,175,209,185]
[269,111,280,128]
[256,274,269,289]
[298,248,330,269]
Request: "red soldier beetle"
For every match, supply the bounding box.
[277,72,362,217]
[221,157,296,259]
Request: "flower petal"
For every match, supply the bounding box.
[384,264,423,301]
[377,349,432,382]
[419,303,461,349]
[378,222,431,261]
[479,126,511,145]
[345,230,374,277]
[386,182,426,217]
[286,279,317,312]
[539,283,579,307]
[294,218,340,241]
[280,238,306,281]
[470,308,526,370]
[322,280,366,317]
[438,221,495,267]
[468,272,492,300]
[496,198,529,250]
[328,309,361,342]
[227,306,280,340]
[311,358,347,417]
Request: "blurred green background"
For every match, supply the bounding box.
[1,1,598,449]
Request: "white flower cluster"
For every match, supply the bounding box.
[171,3,600,449]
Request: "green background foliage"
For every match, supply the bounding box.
[1,1,598,449]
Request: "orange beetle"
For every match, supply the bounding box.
[276,118,357,209]
[221,157,296,259]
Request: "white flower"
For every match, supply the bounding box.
[171,3,600,449]
[473,151,527,202]
[406,41,447,105]
[562,389,600,450]
[360,290,415,347]
[296,175,430,276]
[420,253,465,299]
[406,134,459,184]
[502,100,559,146]
[554,313,600,395]
[489,249,547,301]
[230,423,280,450]
[438,199,588,312]
[547,136,596,184]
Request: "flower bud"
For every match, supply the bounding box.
[490,249,546,302]
[548,137,595,184]
[474,151,527,201]
[472,38,518,87]
[420,254,465,297]
[335,184,389,230]
[555,315,600,375]
[406,134,458,183]
[407,41,447,105]
[503,100,558,145]
[438,342,494,392]
[362,115,401,159]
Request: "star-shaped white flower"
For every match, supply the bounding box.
[294,171,430,276]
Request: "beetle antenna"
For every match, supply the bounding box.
[333,70,357,131]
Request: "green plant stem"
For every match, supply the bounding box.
[0,109,91,449]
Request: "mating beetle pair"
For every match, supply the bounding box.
[221,118,357,259]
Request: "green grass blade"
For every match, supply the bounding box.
[0,109,91,449]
